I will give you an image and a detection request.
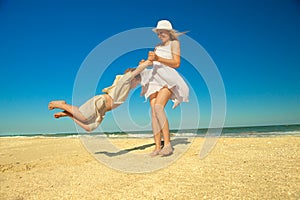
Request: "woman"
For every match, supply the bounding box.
[48,60,152,132]
[140,20,189,157]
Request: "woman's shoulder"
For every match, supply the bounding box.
[170,40,180,52]
[171,40,180,45]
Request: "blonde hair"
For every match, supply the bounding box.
[168,30,189,41]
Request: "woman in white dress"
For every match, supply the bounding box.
[140,20,189,156]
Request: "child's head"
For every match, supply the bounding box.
[124,68,141,89]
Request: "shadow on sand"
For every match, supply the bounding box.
[94,138,191,157]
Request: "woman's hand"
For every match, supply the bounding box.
[131,60,153,78]
[139,59,145,65]
[143,60,153,66]
[148,51,157,61]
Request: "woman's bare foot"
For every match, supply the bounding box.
[48,100,66,110]
[172,99,180,109]
[159,143,173,157]
[150,149,161,157]
[150,146,162,157]
[54,112,68,118]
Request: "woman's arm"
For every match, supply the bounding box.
[148,40,181,68]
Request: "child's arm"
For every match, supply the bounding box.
[130,60,152,78]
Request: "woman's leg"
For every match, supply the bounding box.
[48,100,88,123]
[149,93,162,156]
[154,88,173,155]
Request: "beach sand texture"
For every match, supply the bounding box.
[0,136,299,199]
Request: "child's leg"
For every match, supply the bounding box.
[57,110,93,132]
[48,100,88,122]
[54,111,68,118]
[73,118,94,132]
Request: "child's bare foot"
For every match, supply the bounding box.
[54,112,68,118]
[48,100,66,110]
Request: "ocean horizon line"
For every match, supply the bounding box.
[1,123,300,138]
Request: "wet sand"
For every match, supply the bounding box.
[0,136,299,199]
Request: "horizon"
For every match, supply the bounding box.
[1,123,300,136]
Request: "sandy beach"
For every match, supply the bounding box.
[0,136,299,199]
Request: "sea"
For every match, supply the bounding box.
[0,124,299,138]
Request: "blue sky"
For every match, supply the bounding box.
[0,0,299,134]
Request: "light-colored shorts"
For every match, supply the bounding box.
[78,95,106,131]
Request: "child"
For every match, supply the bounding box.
[48,60,152,132]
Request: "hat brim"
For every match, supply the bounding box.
[152,28,173,33]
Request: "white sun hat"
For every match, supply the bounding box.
[152,20,174,33]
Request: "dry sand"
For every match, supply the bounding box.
[0,136,299,199]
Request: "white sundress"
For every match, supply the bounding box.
[140,41,189,108]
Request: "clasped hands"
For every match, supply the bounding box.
[139,51,158,65]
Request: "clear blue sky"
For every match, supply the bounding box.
[0,0,299,134]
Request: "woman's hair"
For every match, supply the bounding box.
[168,30,189,41]
[124,68,141,81]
